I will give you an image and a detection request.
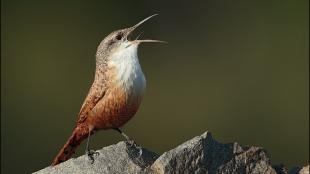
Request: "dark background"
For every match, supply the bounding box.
[1,0,309,173]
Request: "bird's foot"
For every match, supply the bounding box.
[126,140,143,158]
[86,149,99,164]
[137,147,143,158]
[127,139,138,147]
[113,128,142,157]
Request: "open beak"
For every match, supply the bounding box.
[126,14,166,44]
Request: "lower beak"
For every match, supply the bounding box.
[132,40,167,44]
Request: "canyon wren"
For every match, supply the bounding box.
[51,14,164,166]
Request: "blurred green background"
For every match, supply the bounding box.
[1,0,309,173]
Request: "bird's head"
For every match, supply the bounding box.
[96,14,165,64]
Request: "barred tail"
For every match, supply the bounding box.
[51,125,90,166]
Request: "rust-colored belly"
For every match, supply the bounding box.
[87,87,141,130]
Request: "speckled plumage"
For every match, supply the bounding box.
[52,15,162,166]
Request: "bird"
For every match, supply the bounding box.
[51,14,164,166]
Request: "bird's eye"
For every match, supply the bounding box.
[116,33,123,40]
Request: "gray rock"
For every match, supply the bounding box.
[151,131,276,174]
[34,131,309,174]
[34,141,159,174]
[298,165,309,174]
[288,165,309,174]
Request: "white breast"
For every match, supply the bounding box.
[109,44,146,99]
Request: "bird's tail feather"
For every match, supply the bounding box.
[51,125,89,166]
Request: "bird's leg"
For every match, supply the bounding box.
[113,128,138,147]
[113,128,143,158]
[85,129,99,164]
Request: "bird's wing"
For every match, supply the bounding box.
[76,83,106,124]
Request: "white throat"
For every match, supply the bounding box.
[109,43,146,98]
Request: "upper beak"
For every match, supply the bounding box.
[126,14,166,44]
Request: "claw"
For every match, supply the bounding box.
[127,140,143,158]
[138,147,143,158]
[86,150,99,164]
[128,139,136,147]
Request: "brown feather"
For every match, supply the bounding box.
[51,123,90,166]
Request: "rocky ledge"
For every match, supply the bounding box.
[34,131,309,174]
